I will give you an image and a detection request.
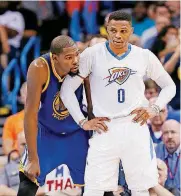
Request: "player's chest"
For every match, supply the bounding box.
[91,55,147,80]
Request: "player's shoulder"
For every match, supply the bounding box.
[130,44,149,54]
[28,57,48,73]
[130,44,153,57]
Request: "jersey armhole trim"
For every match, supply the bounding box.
[39,57,50,93]
[78,74,85,80]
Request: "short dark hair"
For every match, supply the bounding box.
[158,25,177,39]
[144,79,159,92]
[154,2,171,13]
[50,35,75,55]
[108,10,132,24]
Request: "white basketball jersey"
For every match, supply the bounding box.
[79,42,166,118]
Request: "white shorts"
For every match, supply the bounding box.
[84,115,158,192]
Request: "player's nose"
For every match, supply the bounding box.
[115,32,121,39]
[73,56,79,65]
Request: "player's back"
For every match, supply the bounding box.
[81,42,159,118]
[38,53,84,134]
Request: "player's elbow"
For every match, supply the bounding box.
[171,82,176,98]
[166,81,176,101]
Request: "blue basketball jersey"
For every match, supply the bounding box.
[38,53,84,134]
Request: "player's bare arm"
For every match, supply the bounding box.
[84,77,95,120]
[24,58,48,182]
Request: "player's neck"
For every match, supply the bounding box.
[109,42,129,56]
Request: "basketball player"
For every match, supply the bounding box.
[17,35,109,196]
[60,11,176,196]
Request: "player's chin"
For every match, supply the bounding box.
[113,43,124,49]
[69,70,79,77]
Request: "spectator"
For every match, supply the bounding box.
[155,2,171,19]
[21,1,54,22]
[155,119,180,191]
[132,1,155,36]
[68,1,99,41]
[0,132,24,196]
[142,16,170,49]
[165,1,180,28]
[144,79,159,100]
[0,132,44,196]
[149,97,168,145]
[141,3,171,48]
[151,25,178,59]
[147,3,156,20]
[157,159,168,186]
[144,79,180,122]
[149,159,176,196]
[166,187,181,196]
[128,34,140,46]
[163,34,180,110]
[2,82,26,155]
[9,1,39,39]
[99,12,111,36]
[89,34,107,47]
[0,1,25,63]
[115,159,172,196]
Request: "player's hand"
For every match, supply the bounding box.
[82,117,110,134]
[24,158,40,182]
[131,107,157,126]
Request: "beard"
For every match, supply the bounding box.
[69,70,79,77]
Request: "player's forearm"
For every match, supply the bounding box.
[60,75,85,124]
[24,111,38,160]
[154,72,176,110]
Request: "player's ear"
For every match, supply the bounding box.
[52,53,58,62]
[106,25,109,34]
[131,27,134,34]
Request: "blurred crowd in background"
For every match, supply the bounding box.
[0,1,180,196]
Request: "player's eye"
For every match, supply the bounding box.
[121,30,127,33]
[111,29,116,33]
[65,56,72,60]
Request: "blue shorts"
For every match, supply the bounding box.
[20,123,89,186]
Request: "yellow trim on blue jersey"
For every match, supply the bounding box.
[39,57,50,93]
[178,67,180,80]
[52,96,69,118]
[50,52,65,82]
[19,160,39,186]
[74,184,85,187]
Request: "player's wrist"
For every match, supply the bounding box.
[150,104,160,116]
[28,152,39,162]
[79,118,88,129]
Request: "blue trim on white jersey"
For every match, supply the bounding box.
[105,41,131,60]
[149,136,154,160]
